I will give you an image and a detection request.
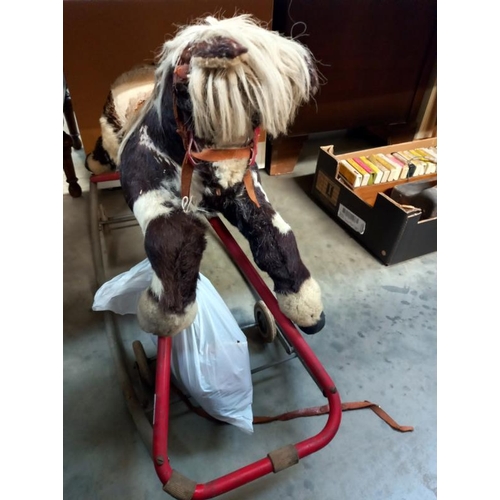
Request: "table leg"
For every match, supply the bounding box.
[63,131,82,198]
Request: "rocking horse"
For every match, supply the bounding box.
[86,14,326,338]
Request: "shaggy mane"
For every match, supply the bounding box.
[119,14,317,156]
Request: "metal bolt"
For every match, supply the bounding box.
[156,456,164,465]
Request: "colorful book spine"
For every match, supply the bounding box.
[338,160,362,188]
[390,153,410,178]
[359,156,383,184]
[421,147,438,163]
[351,157,376,185]
[376,154,404,180]
[410,149,436,174]
[338,144,437,188]
[414,148,435,160]
[409,150,425,175]
[392,151,417,177]
[405,151,426,176]
[423,148,438,173]
[368,155,394,182]
[346,158,370,186]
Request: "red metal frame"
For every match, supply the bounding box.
[90,171,342,499]
[152,216,342,499]
[89,172,121,183]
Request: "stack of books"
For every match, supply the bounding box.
[336,147,437,189]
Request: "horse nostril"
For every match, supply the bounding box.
[192,36,248,61]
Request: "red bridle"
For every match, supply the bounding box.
[172,63,261,208]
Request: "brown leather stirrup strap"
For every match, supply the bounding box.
[180,153,195,200]
[180,149,260,207]
[180,147,260,207]
[243,169,260,208]
[172,76,260,207]
[171,383,414,433]
[190,148,252,162]
[252,405,330,424]
[341,401,414,432]
[252,401,413,432]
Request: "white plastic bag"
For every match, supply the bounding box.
[92,260,254,434]
[150,275,253,433]
[92,259,153,315]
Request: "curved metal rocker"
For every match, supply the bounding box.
[88,171,342,500]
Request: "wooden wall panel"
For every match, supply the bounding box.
[63,0,274,152]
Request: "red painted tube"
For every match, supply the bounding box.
[89,172,121,183]
[153,391,340,498]
[193,458,274,499]
[152,216,342,498]
[190,392,341,500]
[208,216,337,393]
[153,336,173,483]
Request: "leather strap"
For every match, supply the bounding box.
[190,147,252,162]
[180,150,260,207]
[171,384,413,433]
[173,67,261,207]
[163,470,197,500]
[267,445,299,473]
[253,402,413,433]
[341,401,414,432]
[180,153,195,200]
[243,168,260,207]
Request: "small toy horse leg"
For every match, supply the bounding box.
[219,170,325,334]
[134,199,207,337]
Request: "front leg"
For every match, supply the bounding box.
[220,169,325,334]
[119,121,207,337]
[133,194,207,337]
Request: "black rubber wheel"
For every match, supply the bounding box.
[254,300,277,343]
[132,340,154,387]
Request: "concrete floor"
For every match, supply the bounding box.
[63,130,437,500]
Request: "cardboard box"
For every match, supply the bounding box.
[311,138,437,265]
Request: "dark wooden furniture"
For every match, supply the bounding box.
[266,0,437,175]
[63,1,274,159]
[64,0,436,179]
[63,77,82,198]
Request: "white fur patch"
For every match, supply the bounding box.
[111,65,155,126]
[114,83,155,124]
[251,171,270,203]
[213,158,248,188]
[276,277,323,327]
[86,155,112,175]
[100,118,120,164]
[150,272,163,298]
[133,189,174,233]
[138,293,198,337]
[272,213,291,235]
